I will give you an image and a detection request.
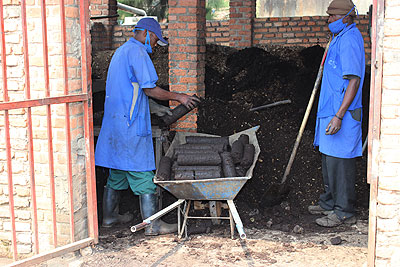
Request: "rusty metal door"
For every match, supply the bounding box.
[0,0,97,265]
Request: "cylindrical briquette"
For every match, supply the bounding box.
[160,96,200,127]
[231,139,244,164]
[157,156,171,180]
[241,144,255,169]
[235,166,246,177]
[176,143,225,153]
[177,152,221,166]
[174,170,195,180]
[194,169,222,180]
[172,165,222,172]
[221,152,237,177]
[238,134,249,145]
[185,136,229,147]
[173,149,216,160]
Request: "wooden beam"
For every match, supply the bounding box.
[8,238,95,267]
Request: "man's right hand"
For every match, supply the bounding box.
[177,94,201,109]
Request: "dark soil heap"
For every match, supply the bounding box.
[92,43,370,232]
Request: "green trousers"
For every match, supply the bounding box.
[107,169,156,195]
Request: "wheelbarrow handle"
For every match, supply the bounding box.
[130,199,186,234]
[130,222,149,233]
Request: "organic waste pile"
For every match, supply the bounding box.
[92,43,370,233]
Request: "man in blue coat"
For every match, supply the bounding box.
[308,0,365,227]
[95,17,199,234]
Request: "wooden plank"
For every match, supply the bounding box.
[367,0,384,265]
[8,238,94,267]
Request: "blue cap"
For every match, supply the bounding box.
[135,17,168,46]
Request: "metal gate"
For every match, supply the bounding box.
[0,0,97,265]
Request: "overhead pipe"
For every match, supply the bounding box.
[117,2,147,16]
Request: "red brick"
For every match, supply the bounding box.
[180,77,198,84]
[169,85,187,92]
[169,7,187,14]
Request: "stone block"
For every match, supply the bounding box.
[378,189,400,205]
[16,244,32,254]
[379,175,400,190]
[377,218,400,232]
[17,233,32,244]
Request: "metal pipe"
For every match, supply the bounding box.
[227,200,246,239]
[90,14,119,20]
[130,199,185,232]
[21,0,40,254]
[80,0,99,243]
[40,0,58,248]
[59,0,75,243]
[249,99,292,112]
[0,2,18,260]
[117,2,147,16]
[0,94,88,111]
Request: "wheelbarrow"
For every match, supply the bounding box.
[130,126,260,239]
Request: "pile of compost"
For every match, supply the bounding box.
[92,43,370,233]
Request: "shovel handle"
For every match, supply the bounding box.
[281,40,331,185]
[130,222,149,233]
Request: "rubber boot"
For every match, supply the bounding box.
[102,186,133,227]
[139,193,177,235]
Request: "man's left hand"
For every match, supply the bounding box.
[325,116,342,135]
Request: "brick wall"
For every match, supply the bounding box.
[374,0,400,265]
[101,16,372,65]
[229,0,256,48]
[253,15,372,65]
[90,0,118,51]
[0,1,88,258]
[168,0,206,132]
[206,21,230,46]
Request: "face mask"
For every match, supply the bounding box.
[133,28,153,53]
[329,18,347,34]
[328,5,356,35]
[144,31,152,54]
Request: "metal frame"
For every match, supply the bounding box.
[177,200,246,240]
[0,0,97,263]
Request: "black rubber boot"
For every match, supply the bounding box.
[139,193,177,235]
[102,186,133,228]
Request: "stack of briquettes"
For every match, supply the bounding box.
[156,134,255,181]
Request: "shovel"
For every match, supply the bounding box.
[262,40,331,207]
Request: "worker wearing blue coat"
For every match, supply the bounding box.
[95,17,199,234]
[308,0,365,227]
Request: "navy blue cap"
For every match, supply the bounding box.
[135,17,168,46]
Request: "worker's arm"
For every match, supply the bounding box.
[325,76,360,135]
[143,86,200,109]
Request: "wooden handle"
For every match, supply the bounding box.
[280,40,331,185]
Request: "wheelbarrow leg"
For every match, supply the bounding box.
[227,200,246,239]
[178,200,191,239]
[229,208,234,239]
[177,200,187,238]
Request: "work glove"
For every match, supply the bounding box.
[149,98,172,117]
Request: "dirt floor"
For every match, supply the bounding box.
[38,221,368,266]
[85,43,371,266]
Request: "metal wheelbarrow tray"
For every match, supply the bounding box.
[154,125,260,199]
[131,126,260,239]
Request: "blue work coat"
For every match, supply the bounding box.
[314,23,365,158]
[95,38,157,171]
